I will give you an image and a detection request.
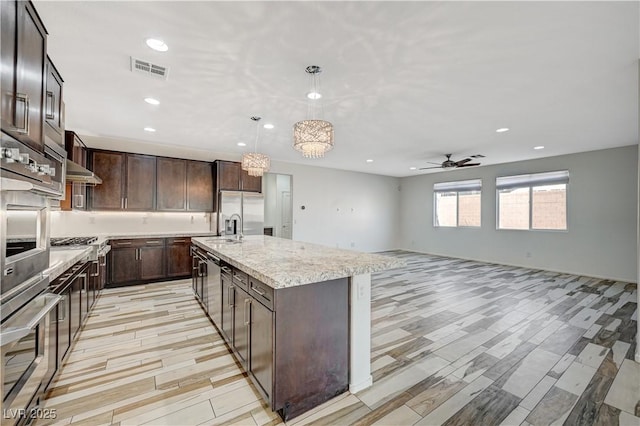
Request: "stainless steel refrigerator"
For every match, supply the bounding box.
[217,191,264,236]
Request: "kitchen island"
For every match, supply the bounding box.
[191,235,404,420]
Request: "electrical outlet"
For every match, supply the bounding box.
[358,282,366,299]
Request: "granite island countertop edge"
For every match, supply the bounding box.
[191,236,405,289]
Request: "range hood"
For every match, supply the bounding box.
[65,159,102,184]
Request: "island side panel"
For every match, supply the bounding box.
[274,277,349,420]
[349,273,373,393]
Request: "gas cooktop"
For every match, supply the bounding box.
[50,236,98,246]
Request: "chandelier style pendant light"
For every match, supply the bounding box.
[293,65,334,158]
[241,116,270,177]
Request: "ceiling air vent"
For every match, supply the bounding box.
[130,57,169,80]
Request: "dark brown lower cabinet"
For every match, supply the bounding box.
[109,239,165,286]
[110,246,138,284]
[249,295,273,401]
[140,242,165,281]
[166,237,192,277]
[109,237,193,287]
[211,261,348,421]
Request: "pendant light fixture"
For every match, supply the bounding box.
[241,116,270,177]
[293,65,334,158]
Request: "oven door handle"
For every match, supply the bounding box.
[0,294,62,347]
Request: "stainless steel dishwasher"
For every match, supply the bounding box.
[205,253,222,328]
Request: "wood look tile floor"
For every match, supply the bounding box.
[36,251,639,426]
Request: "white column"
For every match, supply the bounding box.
[349,273,373,393]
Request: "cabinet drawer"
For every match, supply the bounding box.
[110,239,143,248]
[233,269,248,291]
[249,277,273,311]
[167,237,191,245]
[143,238,165,247]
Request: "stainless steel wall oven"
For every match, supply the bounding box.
[2,133,64,425]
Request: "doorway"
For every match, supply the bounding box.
[263,173,293,239]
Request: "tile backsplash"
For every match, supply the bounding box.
[50,211,214,236]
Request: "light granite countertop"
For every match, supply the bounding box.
[44,247,93,281]
[192,235,405,289]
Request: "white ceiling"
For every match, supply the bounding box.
[35,1,639,177]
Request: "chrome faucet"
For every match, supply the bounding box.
[229,213,243,240]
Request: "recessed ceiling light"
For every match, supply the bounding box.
[237,142,246,147]
[144,127,156,132]
[534,145,545,150]
[263,123,274,129]
[144,97,160,105]
[146,38,168,52]
[366,159,374,163]
[409,167,417,170]
[496,128,510,133]
[307,91,322,100]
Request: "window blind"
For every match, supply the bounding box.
[496,170,569,190]
[434,179,482,192]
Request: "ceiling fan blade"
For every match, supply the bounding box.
[419,166,443,170]
[455,158,472,166]
[426,162,443,165]
[456,163,480,167]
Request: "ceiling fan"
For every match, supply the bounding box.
[419,154,481,170]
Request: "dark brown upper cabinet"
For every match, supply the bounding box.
[44,56,63,146]
[89,150,156,211]
[157,158,213,212]
[1,0,48,152]
[187,160,213,211]
[157,157,187,211]
[214,160,262,193]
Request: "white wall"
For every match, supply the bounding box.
[269,161,401,252]
[399,145,638,282]
[51,211,213,237]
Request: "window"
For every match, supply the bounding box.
[496,170,568,230]
[434,179,481,227]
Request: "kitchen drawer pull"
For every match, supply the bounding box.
[147,240,162,244]
[234,273,246,283]
[173,239,186,243]
[251,285,266,297]
[15,93,29,134]
[116,242,132,246]
[221,266,231,274]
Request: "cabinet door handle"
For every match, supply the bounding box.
[228,286,235,306]
[15,93,29,134]
[45,91,55,119]
[125,198,128,209]
[58,296,67,322]
[244,298,251,325]
[121,198,124,209]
